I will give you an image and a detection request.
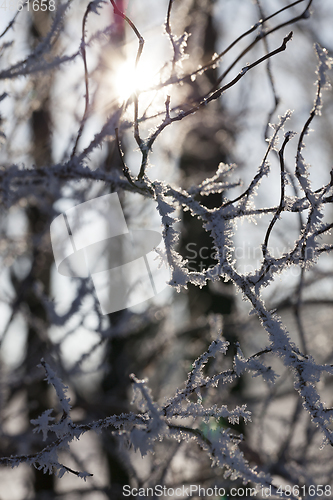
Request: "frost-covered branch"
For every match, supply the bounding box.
[1,1,333,495]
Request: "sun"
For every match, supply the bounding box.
[114,59,158,102]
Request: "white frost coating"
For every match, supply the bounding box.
[1,7,333,493]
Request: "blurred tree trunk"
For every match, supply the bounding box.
[99,3,133,492]
[24,10,55,497]
[179,0,235,320]
[178,1,246,443]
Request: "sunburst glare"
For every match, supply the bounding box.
[114,58,159,102]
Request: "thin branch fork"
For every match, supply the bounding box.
[213,0,312,89]
[106,0,298,182]
[176,0,311,100]
[206,31,293,105]
[160,0,310,95]
[146,31,293,154]
[115,128,153,195]
[262,132,293,259]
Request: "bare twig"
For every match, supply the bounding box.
[256,0,281,139]
[146,32,293,153]
[115,127,136,188]
[71,2,94,159]
[109,0,145,150]
[213,0,312,92]
[262,132,294,259]
[165,0,177,76]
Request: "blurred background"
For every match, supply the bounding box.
[0,0,333,498]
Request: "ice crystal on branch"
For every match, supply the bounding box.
[40,359,72,415]
[31,409,55,442]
